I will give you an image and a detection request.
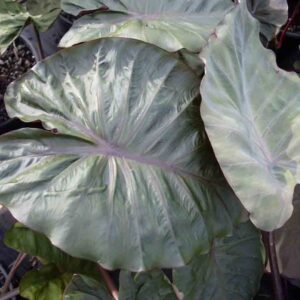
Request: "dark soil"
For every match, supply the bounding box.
[0,39,36,124]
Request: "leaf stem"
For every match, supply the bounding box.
[277,1,300,48]
[266,232,285,300]
[0,288,19,300]
[97,266,119,300]
[0,253,26,295]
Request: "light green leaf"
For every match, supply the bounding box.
[247,0,288,39]
[4,223,99,279]
[20,264,72,300]
[63,275,112,300]
[0,0,60,53]
[173,221,264,300]
[119,270,178,300]
[200,0,300,231]
[59,0,235,52]
[1,38,243,271]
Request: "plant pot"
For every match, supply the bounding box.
[20,14,73,59]
[0,12,72,133]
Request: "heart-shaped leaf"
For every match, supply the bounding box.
[64,275,112,300]
[173,221,264,300]
[1,38,243,271]
[59,0,235,52]
[0,0,61,53]
[200,0,300,231]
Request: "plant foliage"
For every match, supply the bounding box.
[1,38,244,271]
[0,0,297,298]
[0,0,60,54]
[200,0,300,231]
[5,223,100,300]
[60,0,236,52]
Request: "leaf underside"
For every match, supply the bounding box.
[1,38,243,271]
[200,0,300,231]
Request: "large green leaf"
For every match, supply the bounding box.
[200,0,300,231]
[4,223,99,279]
[173,221,264,300]
[20,264,73,300]
[119,270,178,300]
[64,275,112,300]
[59,0,235,52]
[1,38,243,271]
[247,0,288,40]
[0,0,61,54]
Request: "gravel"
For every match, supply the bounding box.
[0,39,36,124]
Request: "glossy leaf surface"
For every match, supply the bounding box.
[119,270,178,300]
[5,223,99,279]
[1,38,243,271]
[201,0,300,231]
[59,0,235,52]
[0,0,60,53]
[64,275,112,300]
[173,221,264,300]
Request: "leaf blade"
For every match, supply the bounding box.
[173,221,264,300]
[1,38,244,271]
[59,0,235,52]
[200,0,300,230]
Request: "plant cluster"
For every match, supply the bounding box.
[0,0,299,299]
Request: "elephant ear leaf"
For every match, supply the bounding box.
[173,221,264,300]
[247,0,288,40]
[0,0,60,54]
[200,0,300,231]
[59,0,236,52]
[1,38,243,272]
